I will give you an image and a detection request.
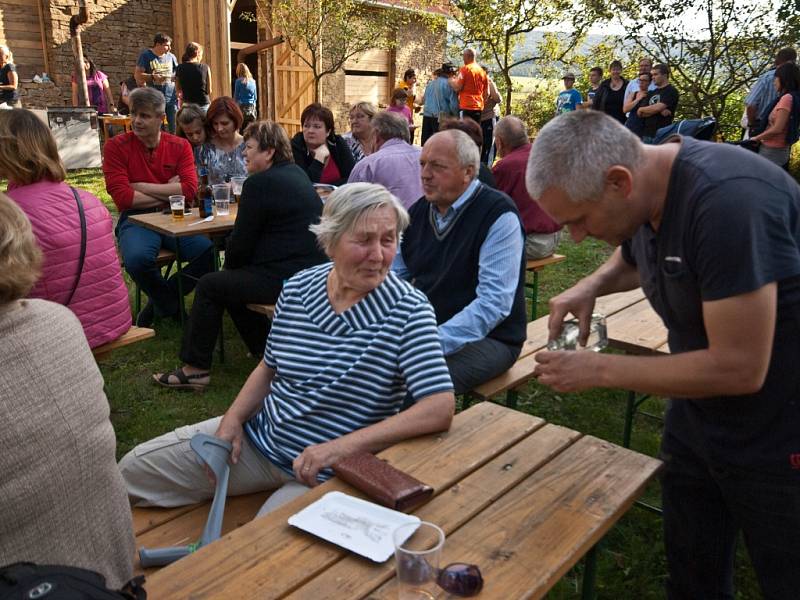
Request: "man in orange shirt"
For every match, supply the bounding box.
[450,48,487,124]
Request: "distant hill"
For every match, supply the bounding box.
[508,31,631,76]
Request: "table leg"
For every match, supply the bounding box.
[175,239,185,326]
[580,544,598,600]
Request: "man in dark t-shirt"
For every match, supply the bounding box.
[525,110,800,598]
[637,63,679,142]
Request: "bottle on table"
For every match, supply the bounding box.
[196,164,214,219]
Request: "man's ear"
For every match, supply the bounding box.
[605,165,633,198]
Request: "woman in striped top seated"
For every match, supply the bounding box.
[119,183,455,515]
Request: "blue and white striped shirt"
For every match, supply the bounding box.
[245,262,454,480]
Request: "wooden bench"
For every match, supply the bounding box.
[92,326,155,360]
[469,288,647,408]
[132,491,273,576]
[525,254,566,320]
[246,303,275,319]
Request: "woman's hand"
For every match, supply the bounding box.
[312,143,330,164]
[292,438,352,487]
[214,412,246,465]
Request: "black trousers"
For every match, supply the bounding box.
[421,116,439,146]
[180,267,283,370]
[461,109,482,125]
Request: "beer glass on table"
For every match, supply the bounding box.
[230,176,246,204]
[169,195,185,221]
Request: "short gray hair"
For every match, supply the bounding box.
[494,116,528,149]
[372,111,409,143]
[526,111,644,203]
[309,182,410,253]
[431,130,479,179]
[130,87,166,115]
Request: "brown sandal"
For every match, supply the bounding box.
[153,367,210,392]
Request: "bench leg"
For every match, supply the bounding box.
[505,388,518,410]
[580,544,598,600]
[531,270,540,321]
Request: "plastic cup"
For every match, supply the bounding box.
[168,195,185,221]
[230,176,246,204]
[212,184,230,216]
[393,522,444,600]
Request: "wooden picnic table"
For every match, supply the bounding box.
[127,205,239,324]
[127,204,239,238]
[142,402,662,599]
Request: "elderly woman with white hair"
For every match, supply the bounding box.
[119,183,455,515]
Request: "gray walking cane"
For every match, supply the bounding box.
[138,433,232,568]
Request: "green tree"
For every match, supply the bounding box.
[607,0,794,139]
[273,0,445,101]
[449,0,599,114]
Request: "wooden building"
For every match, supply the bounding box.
[0,0,447,135]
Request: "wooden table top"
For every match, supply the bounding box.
[143,402,662,599]
[606,296,670,355]
[127,204,238,238]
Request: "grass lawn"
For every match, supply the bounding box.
[66,168,762,599]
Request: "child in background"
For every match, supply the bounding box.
[387,88,415,139]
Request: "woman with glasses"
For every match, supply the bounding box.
[342,101,377,163]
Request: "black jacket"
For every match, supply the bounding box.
[290,132,355,186]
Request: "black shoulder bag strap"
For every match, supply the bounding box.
[65,186,87,307]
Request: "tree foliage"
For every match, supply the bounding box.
[609,0,795,139]
[273,0,445,101]
[450,0,599,114]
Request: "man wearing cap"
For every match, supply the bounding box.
[555,72,582,115]
[421,63,459,146]
[450,48,488,125]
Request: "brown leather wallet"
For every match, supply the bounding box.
[332,452,434,512]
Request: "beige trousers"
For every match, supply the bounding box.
[118,417,310,517]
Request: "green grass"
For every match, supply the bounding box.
[67,168,763,599]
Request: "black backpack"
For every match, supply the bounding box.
[0,563,145,600]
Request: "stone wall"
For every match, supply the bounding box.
[18,80,67,109]
[22,0,173,109]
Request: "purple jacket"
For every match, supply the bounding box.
[8,180,131,348]
[347,138,423,209]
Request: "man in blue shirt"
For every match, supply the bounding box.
[392,129,527,394]
[555,72,582,115]
[135,33,179,133]
[421,62,460,146]
[745,47,796,136]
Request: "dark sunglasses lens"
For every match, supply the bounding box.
[437,563,484,597]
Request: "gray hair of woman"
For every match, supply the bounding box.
[0,192,41,305]
[526,110,643,204]
[309,183,410,254]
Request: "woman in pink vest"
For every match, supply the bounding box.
[0,108,131,348]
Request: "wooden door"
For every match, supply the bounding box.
[272,40,315,137]
[172,0,232,98]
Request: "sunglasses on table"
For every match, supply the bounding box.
[397,555,484,597]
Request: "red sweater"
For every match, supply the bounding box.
[103,132,197,213]
[492,143,560,235]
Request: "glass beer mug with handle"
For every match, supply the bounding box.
[547,313,608,352]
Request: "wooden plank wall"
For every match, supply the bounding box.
[0,0,47,78]
[171,0,231,98]
[272,40,315,137]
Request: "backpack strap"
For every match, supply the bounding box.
[64,186,87,307]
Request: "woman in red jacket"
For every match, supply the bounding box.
[0,108,131,348]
